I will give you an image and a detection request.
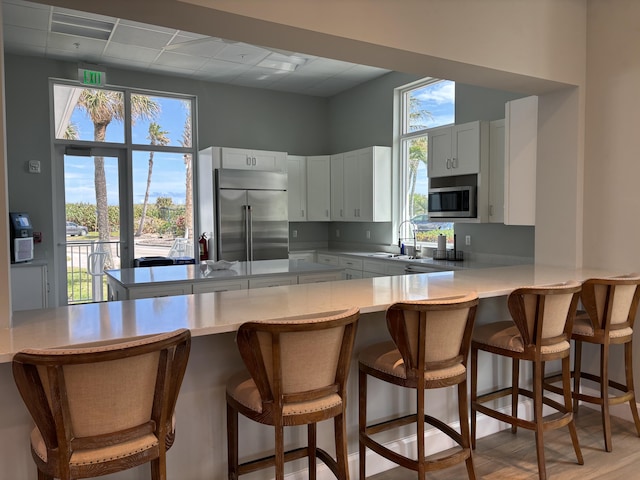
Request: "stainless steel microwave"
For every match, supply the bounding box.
[427,186,476,218]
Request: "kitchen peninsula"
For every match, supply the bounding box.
[1,264,618,479]
[105,259,344,300]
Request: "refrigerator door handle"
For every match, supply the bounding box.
[246,204,253,261]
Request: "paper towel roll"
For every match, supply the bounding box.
[437,234,446,251]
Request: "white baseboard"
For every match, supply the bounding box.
[284,393,640,480]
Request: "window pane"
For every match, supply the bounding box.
[405,80,455,133]
[132,151,194,260]
[53,84,125,143]
[130,94,192,148]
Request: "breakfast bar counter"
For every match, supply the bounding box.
[0,264,618,479]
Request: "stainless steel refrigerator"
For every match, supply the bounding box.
[214,168,289,261]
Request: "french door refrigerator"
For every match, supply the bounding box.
[214,168,289,261]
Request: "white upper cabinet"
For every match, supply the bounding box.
[202,146,287,172]
[488,119,505,223]
[287,155,307,221]
[333,146,391,222]
[504,96,538,225]
[330,153,345,220]
[428,121,487,178]
[306,155,331,221]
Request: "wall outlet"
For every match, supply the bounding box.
[465,235,471,246]
[28,160,41,174]
[292,229,297,238]
[366,230,371,239]
[336,229,340,238]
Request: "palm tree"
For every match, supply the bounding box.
[136,123,170,236]
[76,90,159,247]
[406,97,432,217]
[180,101,193,241]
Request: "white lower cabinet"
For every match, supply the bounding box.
[289,251,316,262]
[363,259,408,277]
[193,279,248,293]
[249,275,298,289]
[317,253,340,266]
[298,272,342,284]
[128,284,192,300]
[11,263,48,311]
[343,269,363,280]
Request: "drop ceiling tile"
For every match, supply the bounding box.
[146,62,198,78]
[154,51,208,70]
[118,18,177,35]
[52,6,116,23]
[215,43,270,65]
[104,42,161,63]
[46,32,107,56]
[301,57,355,75]
[167,37,226,58]
[3,24,48,48]
[101,56,151,71]
[2,2,50,30]
[110,24,174,50]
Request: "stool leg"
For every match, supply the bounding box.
[227,402,239,480]
[563,355,583,465]
[359,368,367,479]
[275,421,285,480]
[334,412,349,480]
[417,381,426,478]
[532,360,547,480]
[458,381,476,480]
[470,345,478,449]
[625,341,640,436]
[601,343,613,452]
[573,340,583,413]
[511,358,520,434]
[308,423,317,480]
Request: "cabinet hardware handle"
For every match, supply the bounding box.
[489,205,494,216]
[301,209,304,217]
[446,158,451,169]
[452,157,457,168]
[246,156,251,166]
[252,157,257,166]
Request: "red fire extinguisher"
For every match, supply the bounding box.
[198,233,209,261]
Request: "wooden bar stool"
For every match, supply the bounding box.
[12,329,192,480]
[358,293,479,479]
[226,307,359,480]
[568,275,640,451]
[470,281,582,480]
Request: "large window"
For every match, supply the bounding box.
[398,78,455,245]
[52,81,196,304]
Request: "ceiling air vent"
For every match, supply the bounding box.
[51,12,114,41]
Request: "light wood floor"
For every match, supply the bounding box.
[369,408,640,479]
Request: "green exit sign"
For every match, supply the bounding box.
[79,67,106,86]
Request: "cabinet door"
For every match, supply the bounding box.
[452,122,481,175]
[343,150,361,220]
[330,154,345,220]
[298,272,342,284]
[11,264,48,311]
[317,253,340,266]
[249,275,297,289]
[287,155,307,221]
[504,96,537,225]
[489,119,505,223]
[220,147,254,170]
[427,126,453,177]
[252,149,287,172]
[306,155,331,221]
[128,284,191,299]
[192,279,248,293]
[221,148,286,172]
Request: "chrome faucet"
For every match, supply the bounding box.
[397,220,417,257]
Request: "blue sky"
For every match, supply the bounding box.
[64,94,191,206]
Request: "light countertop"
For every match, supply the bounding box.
[2,263,619,364]
[105,259,343,287]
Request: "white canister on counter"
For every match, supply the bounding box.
[437,234,446,251]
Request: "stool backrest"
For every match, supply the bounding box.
[385,293,478,378]
[581,274,640,332]
[235,308,359,412]
[12,329,191,462]
[508,281,581,347]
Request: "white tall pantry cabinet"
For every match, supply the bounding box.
[306,155,331,221]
